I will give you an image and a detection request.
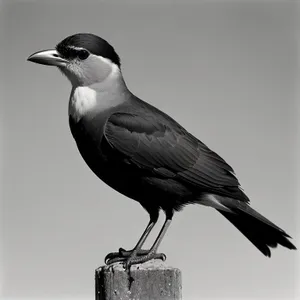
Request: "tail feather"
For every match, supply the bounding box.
[216,199,296,256]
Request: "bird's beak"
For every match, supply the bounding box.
[27,49,68,67]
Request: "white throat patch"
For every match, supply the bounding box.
[67,57,124,122]
[69,86,97,122]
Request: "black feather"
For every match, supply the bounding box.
[218,208,296,256]
[56,33,121,66]
[103,100,249,203]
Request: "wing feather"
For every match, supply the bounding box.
[103,112,249,202]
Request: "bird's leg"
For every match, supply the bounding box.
[123,212,173,268]
[105,214,158,265]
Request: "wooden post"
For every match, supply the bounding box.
[95,260,182,300]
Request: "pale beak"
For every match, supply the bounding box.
[27,49,68,67]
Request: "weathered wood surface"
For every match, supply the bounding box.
[95,260,182,300]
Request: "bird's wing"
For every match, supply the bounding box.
[103,112,249,202]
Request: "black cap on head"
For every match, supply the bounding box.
[56,33,121,67]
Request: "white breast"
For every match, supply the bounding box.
[69,86,97,122]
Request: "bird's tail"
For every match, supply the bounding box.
[214,197,296,256]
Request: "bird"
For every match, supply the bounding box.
[28,33,296,267]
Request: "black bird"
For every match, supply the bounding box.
[28,33,296,267]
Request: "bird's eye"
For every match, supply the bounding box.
[78,50,89,60]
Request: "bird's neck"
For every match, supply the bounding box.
[69,69,130,123]
[90,65,128,94]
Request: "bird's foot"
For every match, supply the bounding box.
[123,251,166,270]
[105,248,150,264]
[105,248,166,268]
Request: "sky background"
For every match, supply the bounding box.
[0,1,299,300]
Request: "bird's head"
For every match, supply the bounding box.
[28,33,121,87]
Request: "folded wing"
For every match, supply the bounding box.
[104,111,249,202]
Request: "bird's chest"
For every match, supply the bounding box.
[68,91,115,178]
[69,114,107,176]
[69,115,135,197]
[69,86,98,122]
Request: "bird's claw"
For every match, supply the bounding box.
[106,256,127,265]
[104,248,128,264]
[105,252,166,267]
[123,252,167,269]
[104,248,151,264]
